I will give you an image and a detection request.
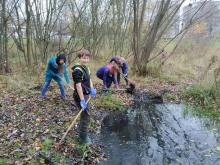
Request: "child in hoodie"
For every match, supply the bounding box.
[41,53,70,98]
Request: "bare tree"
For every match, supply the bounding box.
[0,0,212,76]
[132,0,209,75]
[0,0,4,72]
[0,0,10,73]
[25,0,31,65]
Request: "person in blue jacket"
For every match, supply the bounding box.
[96,63,119,89]
[110,56,128,86]
[41,53,70,98]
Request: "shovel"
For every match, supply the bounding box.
[119,71,136,94]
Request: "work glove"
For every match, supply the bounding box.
[90,88,96,97]
[80,99,87,111]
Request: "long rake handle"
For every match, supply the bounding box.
[58,97,91,145]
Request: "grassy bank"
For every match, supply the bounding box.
[182,84,220,120]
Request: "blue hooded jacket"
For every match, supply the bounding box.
[45,56,70,84]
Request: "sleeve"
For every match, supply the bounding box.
[46,61,57,77]
[72,69,83,84]
[64,64,70,84]
[51,59,58,69]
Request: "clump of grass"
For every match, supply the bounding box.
[131,62,161,77]
[163,93,176,101]
[0,159,8,165]
[182,84,220,120]
[42,138,53,152]
[158,74,178,84]
[94,92,124,110]
[74,143,91,156]
[145,63,162,77]
[182,85,216,107]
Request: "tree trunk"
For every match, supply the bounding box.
[133,0,173,76]
[0,0,3,72]
[132,0,139,70]
[1,0,9,73]
[25,0,31,66]
[214,67,220,108]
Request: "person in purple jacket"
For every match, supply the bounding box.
[96,63,120,89]
[110,56,129,86]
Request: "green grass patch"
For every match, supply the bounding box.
[182,84,220,120]
[94,92,124,110]
[0,159,8,165]
[183,104,220,121]
[42,138,53,152]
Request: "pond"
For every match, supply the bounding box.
[95,102,220,165]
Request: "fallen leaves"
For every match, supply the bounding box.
[0,83,135,164]
[0,87,107,164]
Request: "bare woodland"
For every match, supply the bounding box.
[0,0,218,75]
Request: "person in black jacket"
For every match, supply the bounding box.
[72,49,96,144]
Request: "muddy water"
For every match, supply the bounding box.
[96,102,220,165]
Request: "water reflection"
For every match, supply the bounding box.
[98,103,220,165]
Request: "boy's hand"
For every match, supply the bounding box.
[90,88,96,97]
[80,99,87,111]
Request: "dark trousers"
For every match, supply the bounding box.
[73,92,90,141]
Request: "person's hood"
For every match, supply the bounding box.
[56,53,66,65]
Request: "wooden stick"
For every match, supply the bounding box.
[58,96,91,145]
